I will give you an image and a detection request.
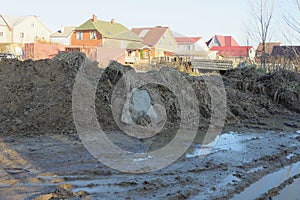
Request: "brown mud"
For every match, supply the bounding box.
[0,55,300,199]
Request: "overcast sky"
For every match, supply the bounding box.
[1,0,299,46]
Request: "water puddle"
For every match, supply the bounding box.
[231,161,300,200]
[186,132,258,158]
[220,174,241,186]
[247,166,265,173]
[286,153,295,159]
[273,177,300,200]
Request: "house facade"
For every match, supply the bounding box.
[132,26,177,59]
[0,15,51,44]
[210,46,255,64]
[271,46,300,69]
[50,26,76,45]
[175,37,216,59]
[0,14,51,56]
[70,15,146,65]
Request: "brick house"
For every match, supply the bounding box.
[70,15,147,65]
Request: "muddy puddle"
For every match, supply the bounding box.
[231,161,300,200]
[186,131,259,158]
[273,177,300,200]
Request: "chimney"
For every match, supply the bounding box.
[92,14,97,22]
[225,36,231,46]
[111,19,115,24]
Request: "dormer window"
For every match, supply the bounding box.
[90,31,97,40]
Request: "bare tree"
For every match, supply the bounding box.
[284,0,300,35]
[247,0,276,69]
[280,0,300,71]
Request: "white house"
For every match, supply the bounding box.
[175,37,216,59]
[50,26,76,45]
[0,14,51,44]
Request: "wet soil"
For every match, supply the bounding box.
[0,56,300,199]
[0,128,299,199]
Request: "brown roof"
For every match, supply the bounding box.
[131,26,169,46]
[257,42,281,55]
[271,46,300,59]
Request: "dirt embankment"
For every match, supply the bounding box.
[0,56,299,136]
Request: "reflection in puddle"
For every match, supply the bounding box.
[186,132,258,158]
[231,161,300,200]
[273,177,300,200]
[286,153,295,159]
[247,166,264,173]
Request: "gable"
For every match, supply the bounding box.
[132,27,168,46]
[76,19,140,41]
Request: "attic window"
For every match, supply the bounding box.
[0,32,3,38]
[20,32,24,38]
[107,31,112,35]
[90,31,97,40]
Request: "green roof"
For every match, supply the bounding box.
[75,19,141,41]
[127,42,150,50]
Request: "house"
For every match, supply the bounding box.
[271,46,300,59]
[0,14,51,44]
[175,37,216,59]
[206,35,239,48]
[210,46,255,64]
[175,37,209,52]
[0,14,51,56]
[271,46,300,68]
[256,42,281,57]
[70,15,146,65]
[50,26,76,45]
[131,26,177,59]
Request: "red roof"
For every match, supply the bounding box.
[131,26,169,46]
[216,35,239,46]
[207,35,239,47]
[175,37,201,43]
[210,46,252,57]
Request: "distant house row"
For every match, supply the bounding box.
[0,14,299,66]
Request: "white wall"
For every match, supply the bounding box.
[11,16,51,43]
[50,37,71,45]
[155,29,177,54]
[0,17,11,43]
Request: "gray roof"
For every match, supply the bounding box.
[51,26,76,37]
[0,15,28,28]
[0,14,51,32]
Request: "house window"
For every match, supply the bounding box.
[76,32,83,40]
[90,31,97,40]
[20,32,24,38]
[0,32,3,37]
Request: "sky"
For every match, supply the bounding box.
[1,0,299,46]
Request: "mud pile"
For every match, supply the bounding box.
[223,67,300,121]
[0,56,299,135]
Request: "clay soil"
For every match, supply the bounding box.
[0,55,300,199]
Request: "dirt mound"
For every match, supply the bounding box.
[0,58,299,136]
[223,67,300,121]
